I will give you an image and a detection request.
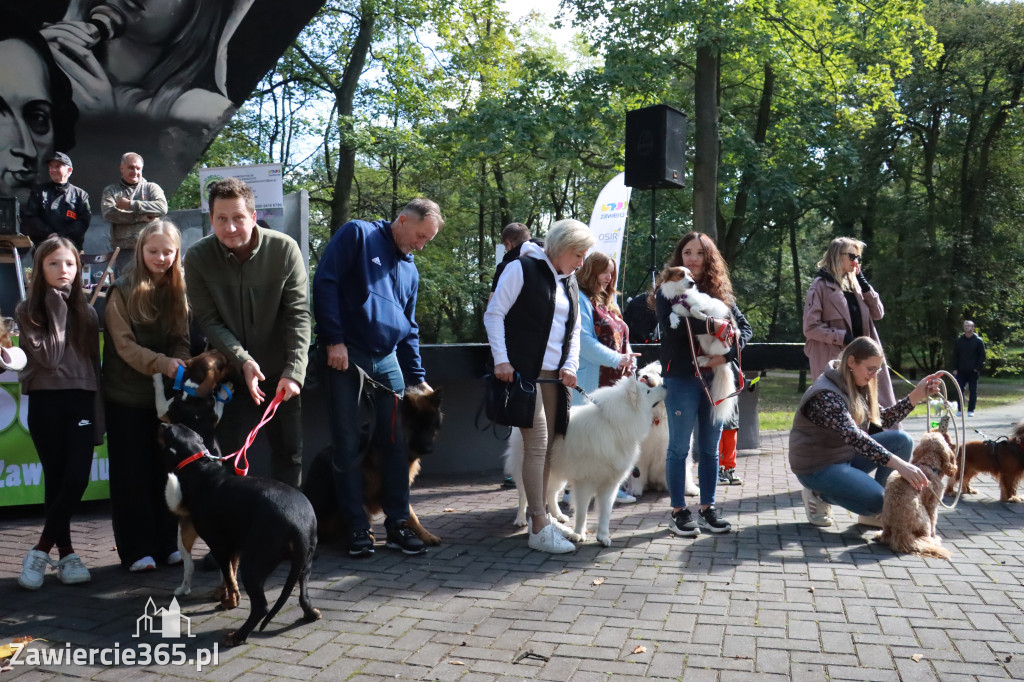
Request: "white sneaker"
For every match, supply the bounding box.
[546,514,575,539]
[166,551,183,565]
[18,549,53,590]
[801,488,833,527]
[857,514,884,528]
[528,521,575,554]
[56,554,92,584]
[967,412,975,418]
[129,556,157,572]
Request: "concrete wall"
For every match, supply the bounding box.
[280,343,807,480]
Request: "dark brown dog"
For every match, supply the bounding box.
[303,385,443,548]
[944,421,1024,503]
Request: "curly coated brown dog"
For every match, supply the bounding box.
[874,432,958,559]
[944,421,1024,503]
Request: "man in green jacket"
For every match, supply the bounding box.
[184,178,311,487]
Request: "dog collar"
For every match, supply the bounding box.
[176,452,208,470]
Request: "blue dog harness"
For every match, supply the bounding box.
[172,365,234,403]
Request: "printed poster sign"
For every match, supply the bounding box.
[587,172,632,281]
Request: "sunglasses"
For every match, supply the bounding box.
[842,253,861,262]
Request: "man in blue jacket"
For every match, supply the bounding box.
[313,198,443,557]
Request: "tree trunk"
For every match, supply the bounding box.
[722,62,774,262]
[492,160,511,227]
[789,219,803,338]
[767,226,784,341]
[693,43,719,242]
[293,6,375,234]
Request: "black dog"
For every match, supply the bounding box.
[154,350,232,592]
[161,423,321,646]
[303,385,443,549]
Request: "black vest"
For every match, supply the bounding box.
[504,256,579,380]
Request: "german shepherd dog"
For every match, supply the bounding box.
[161,423,321,646]
[303,384,443,549]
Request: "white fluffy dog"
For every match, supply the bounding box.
[658,265,737,423]
[504,374,667,546]
[625,361,699,498]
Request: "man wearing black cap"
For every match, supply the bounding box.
[20,152,91,250]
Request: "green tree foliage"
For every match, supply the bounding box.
[177,0,1024,370]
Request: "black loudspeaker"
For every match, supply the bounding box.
[0,197,18,235]
[624,104,687,190]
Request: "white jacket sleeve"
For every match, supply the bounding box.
[484,260,524,367]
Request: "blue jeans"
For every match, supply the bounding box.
[664,375,722,508]
[795,430,914,516]
[321,344,409,531]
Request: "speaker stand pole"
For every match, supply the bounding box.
[648,188,658,290]
[648,188,661,341]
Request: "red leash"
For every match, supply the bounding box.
[226,390,286,476]
[683,316,745,407]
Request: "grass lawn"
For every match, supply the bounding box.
[754,371,1024,431]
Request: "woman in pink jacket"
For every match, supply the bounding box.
[803,237,895,408]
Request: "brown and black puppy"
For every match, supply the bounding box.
[303,384,443,548]
[944,421,1024,503]
[161,423,320,647]
[154,349,232,597]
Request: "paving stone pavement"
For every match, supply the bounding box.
[2,402,1024,680]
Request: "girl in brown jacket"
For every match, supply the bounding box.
[102,220,190,572]
[16,237,100,590]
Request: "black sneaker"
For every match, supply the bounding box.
[348,528,375,557]
[697,506,731,534]
[722,468,743,485]
[385,522,427,555]
[670,508,700,537]
[717,466,730,484]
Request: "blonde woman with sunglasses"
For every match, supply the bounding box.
[803,237,895,409]
[790,337,943,528]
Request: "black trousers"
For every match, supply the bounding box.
[105,400,178,565]
[216,376,303,487]
[26,390,95,548]
[956,370,980,413]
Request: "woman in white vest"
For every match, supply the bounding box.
[789,337,942,528]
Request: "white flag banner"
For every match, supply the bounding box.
[587,172,631,277]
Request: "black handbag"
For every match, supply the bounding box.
[483,372,538,428]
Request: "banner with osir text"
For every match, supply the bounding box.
[587,173,632,282]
